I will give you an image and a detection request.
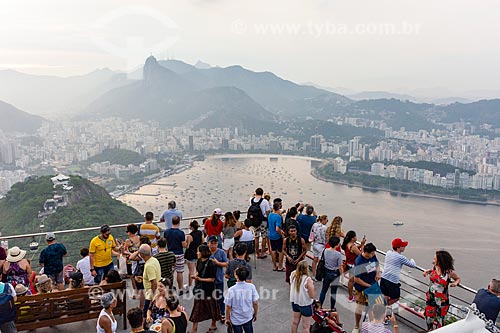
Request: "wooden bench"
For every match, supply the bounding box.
[14,281,127,331]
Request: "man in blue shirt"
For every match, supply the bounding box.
[296,205,316,251]
[160,200,183,230]
[163,216,187,294]
[267,202,284,272]
[39,232,67,291]
[208,235,228,320]
[473,278,500,323]
[353,242,380,333]
[225,266,259,333]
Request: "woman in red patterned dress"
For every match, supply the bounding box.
[422,250,461,331]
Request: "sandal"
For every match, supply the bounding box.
[273,267,277,271]
[277,268,285,272]
[207,327,218,332]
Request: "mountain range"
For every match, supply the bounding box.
[0,68,129,116]
[2,57,500,135]
[0,100,46,133]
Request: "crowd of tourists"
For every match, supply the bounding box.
[1,191,500,333]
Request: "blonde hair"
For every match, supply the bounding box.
[327,216,343,239]
[292,260,309,293]
[318,215,328,223]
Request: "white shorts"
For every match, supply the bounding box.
[313,243,325,258]
[222,237,235,250]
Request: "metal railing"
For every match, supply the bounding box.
[0,215,208,266]
[1,214,492,331]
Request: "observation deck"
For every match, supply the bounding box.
[0,215,494,333]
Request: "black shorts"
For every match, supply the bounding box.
[380,278,400,300]
[270,238,283,252]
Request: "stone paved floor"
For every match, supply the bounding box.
[21,255,424,333]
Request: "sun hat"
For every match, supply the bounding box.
[6,246,27,262]
[35,274,51,286]
[15,284,28,296]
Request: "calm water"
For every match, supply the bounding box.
[119,154,500,291]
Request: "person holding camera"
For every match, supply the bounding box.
[361,304,399,333]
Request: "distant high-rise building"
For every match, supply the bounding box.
[188,136,194,151]
[310,135,322,152]
[222,138,229,150]
[0,142,15,164]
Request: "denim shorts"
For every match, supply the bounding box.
[291,302,313,317]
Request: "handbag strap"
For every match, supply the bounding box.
[199,259,210,278]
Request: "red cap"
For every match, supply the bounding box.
[392,238,408,248]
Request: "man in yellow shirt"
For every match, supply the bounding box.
[89,224,121,284]
[139,244,161,323]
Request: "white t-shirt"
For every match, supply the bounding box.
[76,256,94,286]
[249,197,271,218]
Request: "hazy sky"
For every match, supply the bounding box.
[1,0,499,94]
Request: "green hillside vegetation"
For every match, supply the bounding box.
[0,175,142,237]
[86,148,145,166]
[0,176,54,235]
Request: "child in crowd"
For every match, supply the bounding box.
[311,300,346,333]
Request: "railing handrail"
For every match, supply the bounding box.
[1,214,479,296]
[371,244,478,294]
[0,214,212,240]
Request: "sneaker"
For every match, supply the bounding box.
[312,277,318,282]
[348,295,356,302]
[383,318,390,325]
[352,329,359,333]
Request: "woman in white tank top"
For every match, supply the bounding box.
[97,292,118,333]
[289,260,315,333]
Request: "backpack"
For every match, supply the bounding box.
[247,198,265,228]
[0,282,16,325]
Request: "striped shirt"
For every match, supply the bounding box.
[362,322,392,333]
[154,251,176,282]
[140,223,160,248]
[381,250,416,284]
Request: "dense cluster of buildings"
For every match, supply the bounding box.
[370,163,500,190]
[2,115,500,194]
[88,159,159,179]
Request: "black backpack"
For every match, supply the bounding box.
[0,282,16,325]
[247,197,265,228]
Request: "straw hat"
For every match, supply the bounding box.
[35,274,51,286]
[6,246,27,263]
[15,284,28,296]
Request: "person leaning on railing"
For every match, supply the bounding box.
[422,250,461,331]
